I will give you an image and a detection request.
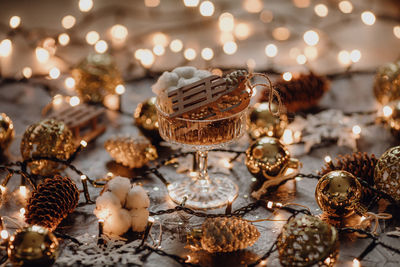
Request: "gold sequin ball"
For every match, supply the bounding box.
[0,113,15,153]
[374,146,400,201]
[373,60,400,104]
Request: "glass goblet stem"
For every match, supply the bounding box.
[194,151,211,185]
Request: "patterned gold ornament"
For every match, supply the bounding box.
[72,53,123,103]
[246,136,300,180]
[134,97,161,141]
[373,61,400,104]
[277,215,339,267]
[315,170,362,218]
[248,102,288,140]
[374,146,400,201]
[104,135,158,168]
[8,225,59,267]
[186,217,260,253]
[0,113,15,153]
[20,119,75,176]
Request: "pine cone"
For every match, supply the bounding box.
[25,175,79,231]
[104,135,158,169]
[261,72,329,113]
[186,217,260,253]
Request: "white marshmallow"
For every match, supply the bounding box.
[130,208,150,232]
[104,177,131,205]
[125,185,150,210]
[103,208,132,236]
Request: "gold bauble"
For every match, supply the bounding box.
[8,225,59,267]
[373,61,400,104]
[0,113,15,153]
[72,53,123,103]
[248,102,288,140]
[277,215,339,267]
[374,146,400,201]
[315,170,362,218]
[21,119,75,176]
[134,97,161,141]
[245,136,299,179]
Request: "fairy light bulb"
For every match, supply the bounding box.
[393,26,400,39]
[115,84,125,95]
[152,32,168,47]
[304,46,318,60]
[243,0,263,13]
[352,125,361,135]
[95,40,108,53]
[350,49,361,63]
[199,1,214,16]
[282,72,292,81]
[0,230,8,240]
[0,185,5,194]
[338,50,351,65]
[49,67,60,79]
[383,105,393,117]
[65,77,75,89]
[58,33,70,46]
[184,48,197,60]
[282,129,294,144]
[9,16,21,29]
[314,4,328,17]
[0,39,12,57]
[234,23,251,40]
[272,27,290,41]
[19,186,27,198]
[339,1,353,13]
[110,24,128,42]
[22,67,32,79]
[265,44,278,57]
[201,47,214,60]
[353,258,360,267]
[303,30,319,46]
[61,15,76,29]
[86,31,100,45]
[70,96,80,106]
[324,155,332,163]
[53,94,63,106]
[293,0,310,8]
[153,44,165,56]
[223,41,237,55]
[183,0,199,7]
[79,0,93,12]
[219,13,234,32]
[140,49,155,68]
[169,39,183,52]
[145,0,160,7]
[35,47,49,63]
[296,54,307,64]
[134,49,144,60]
[361,11,376,26]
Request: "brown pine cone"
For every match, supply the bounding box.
[261,72,329,113]
[25,175,79,231]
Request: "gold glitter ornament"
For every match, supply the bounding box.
[186,217,260,253]
[374,146,400,201]
[245,136,300,180]
[8,225,59,267]
[72,53,123,103]
[248,102,288,140]
[20,119,75,176]
[374,61,400,104]
[315,170,362,218]
[277,215,339,267]
[134,97,161,142]
[104,135,158,168]
[0,113,15,153]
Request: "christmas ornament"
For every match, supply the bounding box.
[186,217,259,253]
[277,215,338,267]
[248,102,288,140]
[25,175,79,230]
[72,53,123,103]
[7,225,59,267]
[20,119,75,176]
[246,136,300,180]
[315,170,362,218]
[0,113,15,153]
[373,60,400,104]
[134,97,161,142]
[260,72,329,113]
[104,135,158,169]
[374,146,400,201]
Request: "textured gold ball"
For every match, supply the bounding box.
[134,97,161,141]
[8,225,59,267]
[0,113,15,153]
[277,215,339,267]
[374,146,400,201]
[21,119,75,176]
[248,102,288,140]
[245,136,291,179]
[374,61,400,104]
[72,53,123,103]
[315,170,362,218]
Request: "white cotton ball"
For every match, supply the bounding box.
[103,208,132,236]
[152,71,179,95]
[94,191,121,216]
[195,70,212,79]
[173,66,196,79]
[177,77,200,88]
[130,208,149,232]
[104,176,131,205]
[125,185,150,210]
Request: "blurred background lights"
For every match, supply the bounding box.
[314,4,328,17]
[144,0,160,7]
[61,15,76,29]
[272,27,290,41]
[153,44,165,56]
[139,49,155,67]
[22,67,32,79]
[259,10,273,23]
[292,0,310,8]
[70,96,80,106]
[361,11,376,26]
[95,40,108,53]
[201,47,214,60]
[152,32,169,47]
[350,49,361,63]
[9,15,21,28]
[184,48,197,60]
[265,44,278,57]
[65,77,75,89]
[304,46,318,60]
[58,33,70,46]
[219,32,234,44]
[49,67,60,79]
[303,30,319,46]
[79,0,93,12]
[393,26,400,39]
[110,24,128,42]
[223,41,237,55]
[86,31,100,45]
[338,50,351,65]
[199,1,214,16]
[243,0,263,13]
[0,39,12,57]
[283,72,292,81]
[169,39,183,52]
[338,1,353,13]
[115,84,125,94]
[234,23,251,40]
[35,47,49,62]
[296,54,307,64]
[219,13,234,32]
[183,0,199,7]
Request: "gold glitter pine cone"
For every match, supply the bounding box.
[0,113,15,153]
[373,60,400,104]
[25,175,79,231]
[260,72,330,113]
[104,135,158,169]
[186,217,260,253]
[374,146,400,202]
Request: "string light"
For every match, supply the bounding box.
[350,49,361,63]
[95,40,108,53]
[243,0,263,13]
[352,125,361,135]
[184,48,197,60]
[199,1,214,17]
[53,94,63,106]
[49,67,61,79]
[296,54,307,65]
[86,31,100,45]
[70,96,80,106]
[201,47,214,60]
[79,0,94,12]
[61,15,76,29]
[303,30,319,46]
[304,46,318,60]
[9,16,21,29]
[272,27,290,41]
[393,26,400,39]
[282,129,294,144]
[19,185,27,198]
[65,77,75,89]
[58,33,70,46]
[153,45,165,56]
[234,23,251,40]
[289,47,300,59]
[0,185,5,194]
[259,10,273,23]
[139,49,155,68]
[324,156,332,163]
[383,105,393,117]
[22,67,32,79]
[314,4,328,17]
[219,32,234,44]
[169,39,183,52]
[115,84,126,95]
[353,258,361,267]
[338,50,351,65]
[0,230,8,240]
[293,0,310,8]
[134,49,144,60]
[110,24,128,42]
[339,1,353,14]
[144,0,160,7]
[183,0,199,7]
[223,41,237,55]
[0,39,12,57]
[282,72,292,81]
[247,58,256,73]
[152,32,169,47]
[219,13,235,32]
[265,44,278,58]
[35,47,50,63]
[361,11,376,26]
[80,140,88,147]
